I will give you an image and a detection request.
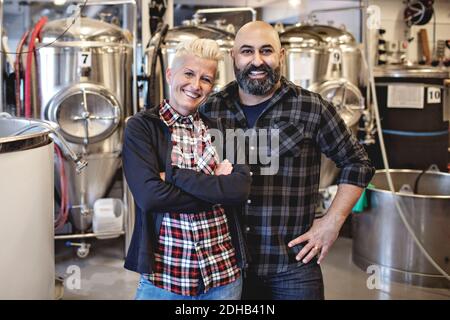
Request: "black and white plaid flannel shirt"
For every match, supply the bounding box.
[200,77,375,276]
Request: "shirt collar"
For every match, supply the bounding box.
[159,100,199,127]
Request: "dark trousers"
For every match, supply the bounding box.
[242,261,324,300]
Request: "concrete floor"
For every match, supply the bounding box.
[55,236,450,300]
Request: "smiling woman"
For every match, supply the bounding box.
[165,39,223,116]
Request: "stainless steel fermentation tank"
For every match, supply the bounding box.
[280,24,365,188]
[281,24,362,89]
[352,169,450,288]
[144,24,235,108]
[0,117,54,299]
[35,17,133,231]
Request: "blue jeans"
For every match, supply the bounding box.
[135,274,242,300]
[242,261,324,300]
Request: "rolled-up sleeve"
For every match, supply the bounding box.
[316,99,375,188]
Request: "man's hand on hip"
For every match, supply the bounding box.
[288,184,363,265]
[288,213,344,264]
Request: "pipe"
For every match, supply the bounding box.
[132,0,138,114]
[9,118,87,173]
[24,16,48,118]
[194,7,257,22]
[54,144,69,230]
[308,5,365,22]
[14,31,29,117]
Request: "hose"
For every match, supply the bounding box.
[146,23,169,108]
[360,48,450,281]
[14,30,30,117]
[24,16,48,118]
[54,144,69,230]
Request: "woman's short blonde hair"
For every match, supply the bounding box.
[171,38,222,70]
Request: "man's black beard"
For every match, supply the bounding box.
[234,63,281,96]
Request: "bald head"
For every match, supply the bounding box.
[234,21,282,52]
[231,21,285,104]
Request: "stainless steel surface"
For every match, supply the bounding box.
[309,79,363,127]
[0,0,4,113]
[0,120,54,299]
[373,65,449,79]
[54,231,124,240]
[144,24,235,106]
[352,169,450,288]
[36,17,133,232]
[64,153,121,231]
[46,83,121,145]
[281,24,362,88]
[280,31,328,89]
[0,117,51,151]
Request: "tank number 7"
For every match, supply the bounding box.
[78,52,92,68]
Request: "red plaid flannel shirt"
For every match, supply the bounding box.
[147,101,240,296]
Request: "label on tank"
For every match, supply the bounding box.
[427,87,441,104]
[78,51,92,68]
[387,84,424,109]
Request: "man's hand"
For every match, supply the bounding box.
[288,184,363,264]
[288,213,343,264]
[215,159,233,176]
[160,172,165,181]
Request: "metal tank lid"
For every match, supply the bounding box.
[279,29,325,48]
[374,65,449,78]
[164,25,234,47]
[286,24,356,46]
[0,116,51,154]
[39,17,132,45]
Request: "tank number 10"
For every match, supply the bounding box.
[78,52,92,68]
[427,87,441,104]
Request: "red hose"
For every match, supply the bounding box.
[14,30,30,117]
[24,17,48,118]
[54,145,69,230]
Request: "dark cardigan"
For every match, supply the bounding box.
[122,106,252,274]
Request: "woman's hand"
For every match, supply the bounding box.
[214,159,233,176]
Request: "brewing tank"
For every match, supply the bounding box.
[0,117,54,299]
[280,24,362,88]
[352,169,450,288]
[36,17,133,231]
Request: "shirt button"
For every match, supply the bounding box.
[245,226,250,232]
[250,146,255,151]
[247,199,252,204]
[250,171,253,176]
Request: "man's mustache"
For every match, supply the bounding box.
[242,64,273,77]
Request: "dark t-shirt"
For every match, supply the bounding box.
[240,99,271,128]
